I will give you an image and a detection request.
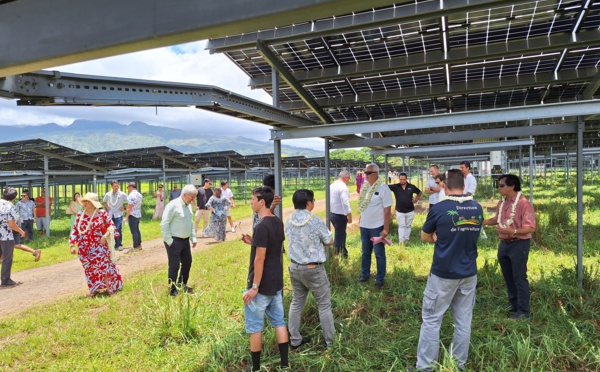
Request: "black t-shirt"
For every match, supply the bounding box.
[196,187,213,209]
[247,215,285,295]
[389,183,421,213]
[422,198,483,279]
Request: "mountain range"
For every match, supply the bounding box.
[1,120,323,157]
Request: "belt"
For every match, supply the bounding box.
[173,236,190,240]
[501,238,528,244]
[291,259,323,266]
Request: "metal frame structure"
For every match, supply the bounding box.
[1,0,599,285]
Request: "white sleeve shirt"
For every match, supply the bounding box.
[464,173,477,195]
[330,180,352,215]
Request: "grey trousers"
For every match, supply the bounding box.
[288,263,335,348]
[1,240,15,284]
[416,273,477,371]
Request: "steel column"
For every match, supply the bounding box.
[577,117,584,289]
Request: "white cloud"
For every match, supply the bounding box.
[0,41,324,151]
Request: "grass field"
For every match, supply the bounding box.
[2,176,600,371]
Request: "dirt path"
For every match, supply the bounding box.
[1,194,359,317]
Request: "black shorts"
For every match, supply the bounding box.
[14,233,21,245]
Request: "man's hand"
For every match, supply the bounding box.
[347,214,352,224]
[241,234,252,245]
[192,242,197,248]
[380,229,389,238]
[495,226,514,236]
[243,288,258,305]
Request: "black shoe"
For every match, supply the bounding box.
[358,276,369,283]
[505,304,517,313]
[374,282,384,290]
[183,286,193,294]
[1,280,22,287]
[290,337,311,350]
[169,288,179,297]
[510,311,530,319]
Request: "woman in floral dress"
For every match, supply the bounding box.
[69,192,122,297]
[204,187,230,242]
[356,171,365,194]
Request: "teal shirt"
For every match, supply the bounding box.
[160,197,197,246]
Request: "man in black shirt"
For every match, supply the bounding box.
[195,179,212,237]
[242,186,288,372]
[388,172,422,244]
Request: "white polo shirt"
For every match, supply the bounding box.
[359,182,393,229]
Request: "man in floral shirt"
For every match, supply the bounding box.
[1,187,26,287]
[124,182,143,252]
[285,189,335,349]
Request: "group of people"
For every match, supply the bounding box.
[328,163,536,371]
[2,165,536,370]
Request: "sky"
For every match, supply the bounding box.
[0,41,326,152]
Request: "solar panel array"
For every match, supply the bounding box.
[209,0,600,153]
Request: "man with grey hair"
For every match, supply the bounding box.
[358,163,393,290]
[161,184,198,296]
[329,169,352,258]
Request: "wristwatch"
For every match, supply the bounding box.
[251,283,259,290]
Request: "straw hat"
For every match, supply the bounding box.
[77,192,103,209]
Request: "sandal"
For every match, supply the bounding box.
[34,249,42,262]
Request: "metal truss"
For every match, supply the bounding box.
[0,70,316,128]
[371,139,535,157]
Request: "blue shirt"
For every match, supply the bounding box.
[422,198,483,279]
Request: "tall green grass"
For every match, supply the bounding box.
[2,177,600,371]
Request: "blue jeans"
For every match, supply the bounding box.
[244,289,286,334]
[128,216,142,248]
[360,226,386,284]
[112,216,123,248]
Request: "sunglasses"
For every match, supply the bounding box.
[364,171,377,175]
[498,183,507,188]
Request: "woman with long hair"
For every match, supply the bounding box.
[69,193,122,297]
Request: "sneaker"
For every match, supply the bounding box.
[183,286,193,294]
[290,337,311,350]
[33,249,42,262]
[231,227,236,233]
[133,245,143,252]
[375,282,384,290]
[358,276,369,283]
[116,246,124,251]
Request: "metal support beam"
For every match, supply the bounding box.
[272,100,600,140]
[330,123,578,149]
[583,69,600,100]
[370,139,534,157]
[157,153,197,169]
[0,0,400,77]
[28,148,108,172]
[0,70,316,128]
[577,116,584,289]
[324,139,331,263]
[257,40,332,124]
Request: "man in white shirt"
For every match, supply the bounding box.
[103,181,128,251]
[357,163,393,290]
[424,165,442,206]
[329,169,352,258]
[221,180,236,233]
[460,161,477,196]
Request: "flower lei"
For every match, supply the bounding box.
[443,195,473,203]
[358,176,382,212]
[497,191,521,228]
[289,212,315,227]
[77,208,98,235]
[107,191,121,208]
